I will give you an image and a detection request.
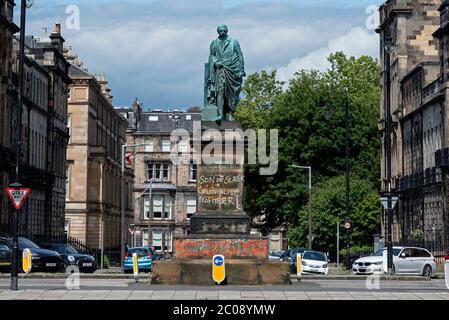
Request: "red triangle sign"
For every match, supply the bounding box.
[6,188,31,210]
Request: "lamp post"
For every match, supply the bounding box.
[121,143,147,272]
[344,87,351,272]
[10,0,33,291]
[384,40,394,276]
[289,165,312,249]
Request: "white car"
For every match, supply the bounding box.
[300,251,329,275]
[353,246,437,277]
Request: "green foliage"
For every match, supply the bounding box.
[340,245,374,259]
[103,255,110,269]
[287,175,381,253]
[240,52,381,248]
[235,69,285,129]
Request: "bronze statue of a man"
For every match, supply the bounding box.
[207,25,246,122]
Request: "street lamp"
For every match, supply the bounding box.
[10,0,33,292]
[120,143,148,272]
[384,39,394,276]
[344,87,351,272]
[289,165,312,249]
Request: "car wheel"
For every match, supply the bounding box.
[422,265,432,278]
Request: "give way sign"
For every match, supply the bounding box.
[6,188,31,210]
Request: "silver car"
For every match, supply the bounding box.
[353,246,437,277]
[393,247,437,277]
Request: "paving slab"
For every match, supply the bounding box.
[218,291,241,300]
[196,291,220,300]
[106,291,132,300]
[127,291,155,300]
[151,290,175,300]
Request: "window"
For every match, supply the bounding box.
[153,195,163,219]
[148,162,170,181]
[190,163,197,181]
[186,196,196,219]
[64,219,70,235]
[151,230,172,252]
[67,114,72,142]
[144,198,150,219]
[144,139,154,152]
[161,138,170,152]
[65,165,71,200]
[146,195,172,219]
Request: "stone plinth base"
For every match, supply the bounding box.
[173,237,268,259]
[151,259,291,285]
[189,215,251,235]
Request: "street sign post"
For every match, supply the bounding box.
[6,186,31,291]
[380,196,398,210]
[6,188,31,210]
[22,249,32,274]
[132,253,139,282]
[297,253,302,276]
[212,255,226,284]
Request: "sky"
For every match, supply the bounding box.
[16,0,385,110]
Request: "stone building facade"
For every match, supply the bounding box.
[377,0,449,244]
[117,103,201,254]
[0,22,70,238]
[0,0,18,235]
[64,51,133,250]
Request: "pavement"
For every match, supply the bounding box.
[0,278,447,300]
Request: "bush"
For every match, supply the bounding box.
[103,255,110,269]
[340,245,373,265]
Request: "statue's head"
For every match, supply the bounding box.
[217,24,228,38]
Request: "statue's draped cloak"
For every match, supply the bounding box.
[208,37,245,114]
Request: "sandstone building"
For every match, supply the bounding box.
[0,21,70,239]
[64,49,133,251]
[117,103,201,254]
[0,0,18,235]
[377,0,449,246]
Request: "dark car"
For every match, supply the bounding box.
[41,244,97,273]
[281,247,307,263]
[0,238,12,272]
[0,237,65,273]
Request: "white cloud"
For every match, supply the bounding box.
[277,27,379,82]
[21,1,379,108]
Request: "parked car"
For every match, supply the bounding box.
[353,246,437,277]
[0,237,65,273]
[291,250,329,275]
[352,247,401,275]
[41,244,96,273]
[0,238,12,272]
[268,250,282,261]
[281,247,306,262]
[123,247,157,273]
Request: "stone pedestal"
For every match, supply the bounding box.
[151,260,291,285]
[151,121,287,284]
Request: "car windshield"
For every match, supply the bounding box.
[48,245,78,254]
[303,251,327,261]
[373,248,401,257]
[128,248,150,256]
[16,238,40,250]
[269,251,281,257]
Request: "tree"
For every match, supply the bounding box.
[237,52,381,246]
[288,175,381,251]
[235,70,284,129]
